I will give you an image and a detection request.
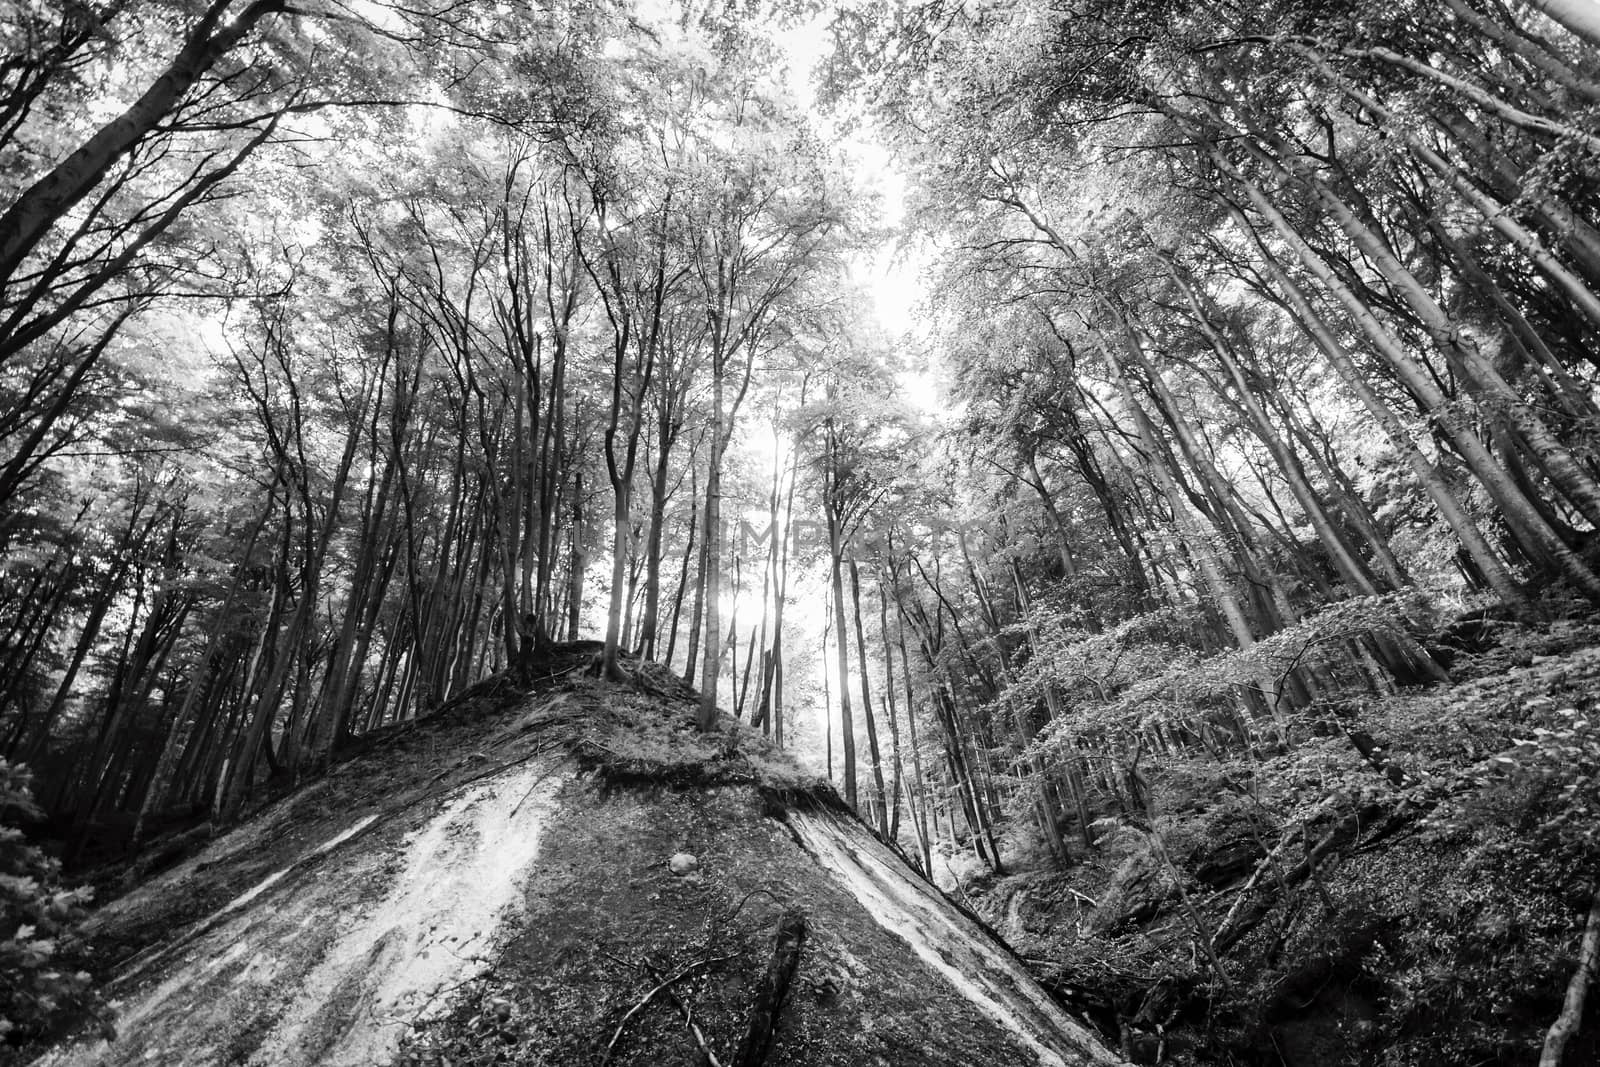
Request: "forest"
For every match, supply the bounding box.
[4,0,1600,1063]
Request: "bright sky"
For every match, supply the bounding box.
[738,13,941,761]
[773,11,928,342]
[602,7,937,767]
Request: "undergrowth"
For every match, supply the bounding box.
[0,760,103,1054]
[970,606,1600,1066]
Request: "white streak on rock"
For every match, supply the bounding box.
[790,811,1126,1067]
[35,761,567,1067]
[254,766,562,1065]
[220,813,382,919]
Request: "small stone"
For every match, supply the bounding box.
[668,852,699,876]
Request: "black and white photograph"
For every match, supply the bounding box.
[3,1,1600,1064]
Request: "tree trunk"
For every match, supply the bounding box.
[849,559,889,836]
[1215,183,1534,611]
[1522,0,1600,47]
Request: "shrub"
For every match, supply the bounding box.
[0,759,99,1046]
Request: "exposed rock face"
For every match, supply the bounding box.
[32,660,1125,1067]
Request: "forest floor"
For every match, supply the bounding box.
[954,611,1600,1066]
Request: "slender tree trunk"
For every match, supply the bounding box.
[849,558,889,836]
[876,575,909,844]
[1216,186,1536,610]
[665,472,697,671]
[828,524,857,807]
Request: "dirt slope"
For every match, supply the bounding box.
[31,653,1125,1067]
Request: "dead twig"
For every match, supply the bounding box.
[639,958,729,1067]
[677,995,725,1067]
[719,888,784,926]
[600,951,737,1066]
[1541,885,1600,1067]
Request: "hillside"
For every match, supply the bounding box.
[18,646,1123,1067]
[941,613,1600,1065]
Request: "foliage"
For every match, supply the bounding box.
[0,760,100,1047]
[987,612,1600,1064]
[1013,593,1443,763]
[1411,631,1600,855]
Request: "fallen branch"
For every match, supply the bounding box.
[1148,833,1231,991]
[602,953,737,1066]
[733,911,807,1067]
[640,960,727,1067]
[677,995,725,1067]
[1212,800,1398,955]
[1541,886,1600,1067]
